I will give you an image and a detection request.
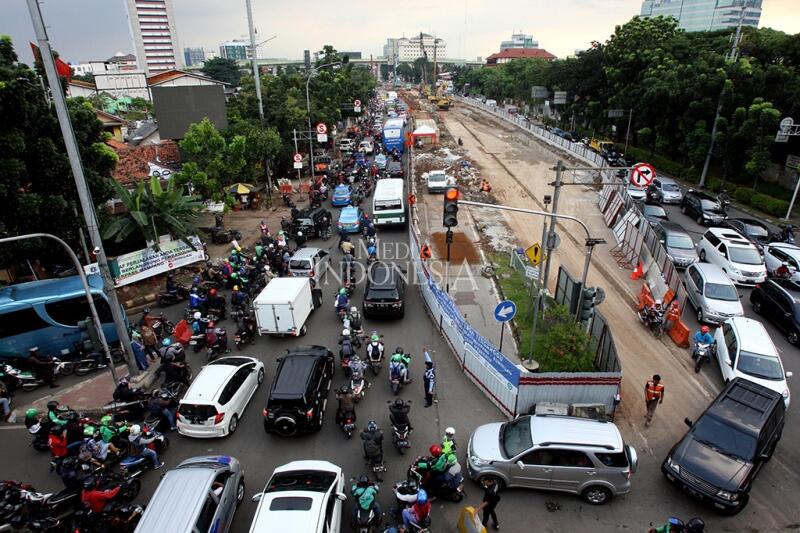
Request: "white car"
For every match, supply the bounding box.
[358,140,374,154]
[764,242,800,281]
[177,356,265,438]
[626,182,646,201]
[714,317,792,406]
[696,228,766,286]
[249,460,346,533]
[425,170,455,193]
[288,247,331,280]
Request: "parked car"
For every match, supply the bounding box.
[331,185,354,207]
[751,278,800,345]
[134,455,245,533]
[725,218,771,254]
[697,228,766,286]
[177,356,265,438]
[425,170,455,193]
[662,378,786,514]
[713,317,791,406]
[292,207,332,239]
[654,221,698,269]
[681,190,727,225]
[288,247,330,280]
[637,202,669,227]
[467,415,638,505]
[262,346,335,437]
[651,177,683,204]
[626,182,646,201]
[684,263,744,324]
[248,460,345,533]
[363,262,406,318]
[374,153,388,170]
[337,205,364,234]
[763,242,800,280]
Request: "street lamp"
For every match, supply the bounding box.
[306,61,341,182]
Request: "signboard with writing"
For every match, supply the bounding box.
[106,236,206,287]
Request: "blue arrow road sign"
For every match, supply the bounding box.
[494,300,517,322]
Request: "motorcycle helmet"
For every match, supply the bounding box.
[232,285,239,292]
[367,420,378,432]
[395,347,404,355]
[193,275,201,284]
[193,311,202,320]
[82,477,97,490]
[358,474,370,485]
[700,325,709,334]
[56,405,70,414]
[100,415,113,425]
[297,231,303,237]
[685,518,705,533]
[340,385,351,395]
[209,288,218,297]
[351,306,358,313]
[429,444,442,457]
[371,334,380,343]
[416,489,428,505]
[162,338,172,347]
[25,408,38,418]
[117,377,129,387]
[83,426,95,437]
[191,287,198,294]
[129,425,142,438]
[667,517,685,531]
[46,400,59,411]
[142,307,150,315]
[654,299,663,307]
[160,392,171,400]
[342,329,350,337]
[445,427,456,438]
[393,398,405,409]
[339,288,347,295]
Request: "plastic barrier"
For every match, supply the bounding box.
[669,319,691,348]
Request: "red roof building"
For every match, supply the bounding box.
[485,48,557,67]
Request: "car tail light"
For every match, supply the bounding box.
[622,469,631,480]
[755,283,760,289]
[262,408,269,418]
[309,271,315,277]
[214,412,225,424]
[306,408,314,420]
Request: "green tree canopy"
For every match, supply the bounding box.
[201,57,242,87]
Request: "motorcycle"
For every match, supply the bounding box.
[28,420,51,452]
[339,411,356,438]
[206,326,229,361]
[353,504,380,533]
[408,459,465,502]
[391,422,412,455]
[389,361,408,395]
[0,363,22,392]
[366,340,384,376]
[234,322,256,350]
[692,342,714,373]
[70,503,144,533]
[150,313,175,338]
[3,362,69,391]
[156,285,189,308]
[282,193,296,208]
[118,427,169,478]
[638,306,666,338]
[73,353,110,377]
[350,368,369,403]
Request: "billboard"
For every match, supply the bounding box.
[151,85,227,140]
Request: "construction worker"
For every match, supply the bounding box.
[644,374,665,427]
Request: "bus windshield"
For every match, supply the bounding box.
[383,128,401,140]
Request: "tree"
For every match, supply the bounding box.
[0,36,116,265]
[534,305,596,372]
[101,177,203,250]
[73,72,94,83]
[201,57,242,87]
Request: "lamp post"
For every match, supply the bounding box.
[305,61,341,182]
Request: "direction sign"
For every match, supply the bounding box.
[293,153,303,169]
[630,162,656,187]
[526,243,542,266]
[494,300,517,323]
[553,91,567,105]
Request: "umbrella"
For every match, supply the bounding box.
[228,183,257,195]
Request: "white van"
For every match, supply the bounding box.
[373,178,406,226]
[253,278,316,337]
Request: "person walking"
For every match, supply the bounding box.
[423,350,436,408]
[140,324,159,362]
[475,476,501,530]
[644,374,665,427]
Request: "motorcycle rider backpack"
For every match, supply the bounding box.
[341,340,354,358]
[363,437,381,459]
[389,360,403,379]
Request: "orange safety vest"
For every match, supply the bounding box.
[420,244,432,260]
[408,193,417,206]
[645,381,664,402]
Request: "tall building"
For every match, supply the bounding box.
[640,0,762,32]
[219,40,251,61]
[382,34,446,62]
[500,33,539,51]
[124,0,182,74]
[340,51,362,60]
[183,47,205,66]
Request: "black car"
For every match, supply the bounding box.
[636,201,670,227]
[292,207,333,238]
[726,218,771,254]
[750,278,800,345]
[387,161,404,178]
[262,346,335,437]
[662,378,785,515]
[363,262,406,318]
[681,190,727,226]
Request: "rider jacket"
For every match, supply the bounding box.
[82,486,121,513]
[351,483,379,511]
[389,403,411,428]
[337,392,355,414]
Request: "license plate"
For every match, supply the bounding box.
[189,340,197,345]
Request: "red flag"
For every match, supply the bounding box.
[30,42,72,82]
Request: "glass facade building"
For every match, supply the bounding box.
[640,0,762,32]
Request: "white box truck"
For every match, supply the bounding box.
[253,278,316,337]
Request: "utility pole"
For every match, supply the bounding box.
[699,1,747,187]
[27,0,138,376]
[624,108,633,153]
[541,160,564,291]
[245,0,264,119]
[528,196,550,359]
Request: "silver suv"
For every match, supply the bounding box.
[467,415,637,505]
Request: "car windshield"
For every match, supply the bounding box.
[500,417,532,458]
[745,224,769,238]
[289,259,312,270]
[662,183,680,192]
[269,497,313,511]
[737,350,784,381]
[667,234,694,250]
[700,199,722,212]
[692,415,756,461]
[266,471,336,493]
[728,247,762,265]
[644,206,667,218]
[428,173,447,182]
[704,283,738,301]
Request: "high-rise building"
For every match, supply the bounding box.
[640,0,762,32]
[183,47,205,66]
[303,49,311,69]
[382,34,446,62]
[125,0,182,74]
[219,40,252,61]
[499,33,539,51]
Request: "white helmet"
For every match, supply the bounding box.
[264,265,271,271]
[342,329,350,336]
[129,424,142,438]
[193,311,201,320]
[654,299,663,307]
[445,427,456,437]
[350,306,358,313]
[297,231,303,236]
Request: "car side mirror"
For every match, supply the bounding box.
[251,493,263,502]
[739,294,743,299]
[684,417,693,428]
[336,492,347,501]
[787,371,793,378]
[515,460,525,470]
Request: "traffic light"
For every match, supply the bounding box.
[443,186,460,227]
[579,287,597,323]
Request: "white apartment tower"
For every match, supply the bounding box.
[125,0,182,74]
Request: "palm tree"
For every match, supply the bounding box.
[102,177,204,251]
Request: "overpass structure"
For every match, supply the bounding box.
[184,56,484,72]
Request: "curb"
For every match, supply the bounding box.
[123,292,158,313]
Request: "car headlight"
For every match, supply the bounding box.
[716,489,738,501]
[666,456,680,474]
[783,389,790,399]
[667,254,674,262]
[470,455,490,467]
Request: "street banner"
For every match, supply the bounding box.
[105,235,205,287]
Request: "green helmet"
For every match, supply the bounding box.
[100,415,113,425]
[339,288,347,295]
[83,425,95,437]
[25,408,38,418]
[231,273,239,280]
[371,334,380,342]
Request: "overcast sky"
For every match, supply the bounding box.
[2,0,799,64]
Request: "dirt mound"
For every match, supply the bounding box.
[430,231,481,264]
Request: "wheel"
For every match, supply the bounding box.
[451,490,464,502]
[274,416,298,437]
[299,324,308,337]
[696,309,704,323]
[111,349,124,364]
[159,437,170,453]
[581,485,612,505]
[694,359,702,373]
[789,331,799,345]
[398,446,405,455]
[164,322,175,335]
[236,342,243,351]
[257,368,265,385]
[399,306,405,318]
[58,362,75,376]
[228,415,239,435]
[74,362,93,376]
[699,250,706,262]
[21,381,38,392]
[752,300,762,314]
[157,296,166,308]
[122,479,141,501]
[236,478,245,506]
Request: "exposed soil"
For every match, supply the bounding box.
[430,231,481,264]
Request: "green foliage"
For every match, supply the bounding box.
[733,187,755,204]
[533,305,596,373]
[102,177,203,250]
[201,57,242,87]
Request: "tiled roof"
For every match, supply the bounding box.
[146,69,225,86]
[486,48,557,61]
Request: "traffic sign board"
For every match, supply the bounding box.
[494,300,517,323]
[293,153,303,169]
[630,162,656,187]
[354,99,362,113]
[524,266,539,279]
[526,243,542,266]
[315,123,328,134]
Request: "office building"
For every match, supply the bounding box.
[382,34,446,63]
[640,0,762,32]
[219,40,251,61]
[340,51,362,60]
[124,0,182,74]
[183,47,206,66]
[500,33,539,51]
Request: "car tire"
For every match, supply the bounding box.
[699,250,706,262]
[228,415,239,436]
[788,331,799,345]
[257,368,265,385]
[299,324,308,337]
[236,478,245,506]
[696,309,704,323]
[752,300,762,314]
[581,485,612,505]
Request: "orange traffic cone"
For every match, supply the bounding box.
[630,262,643,280]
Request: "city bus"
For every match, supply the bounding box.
[382,118,405,154]
[0,275,123,359]
[372,178,406,226]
